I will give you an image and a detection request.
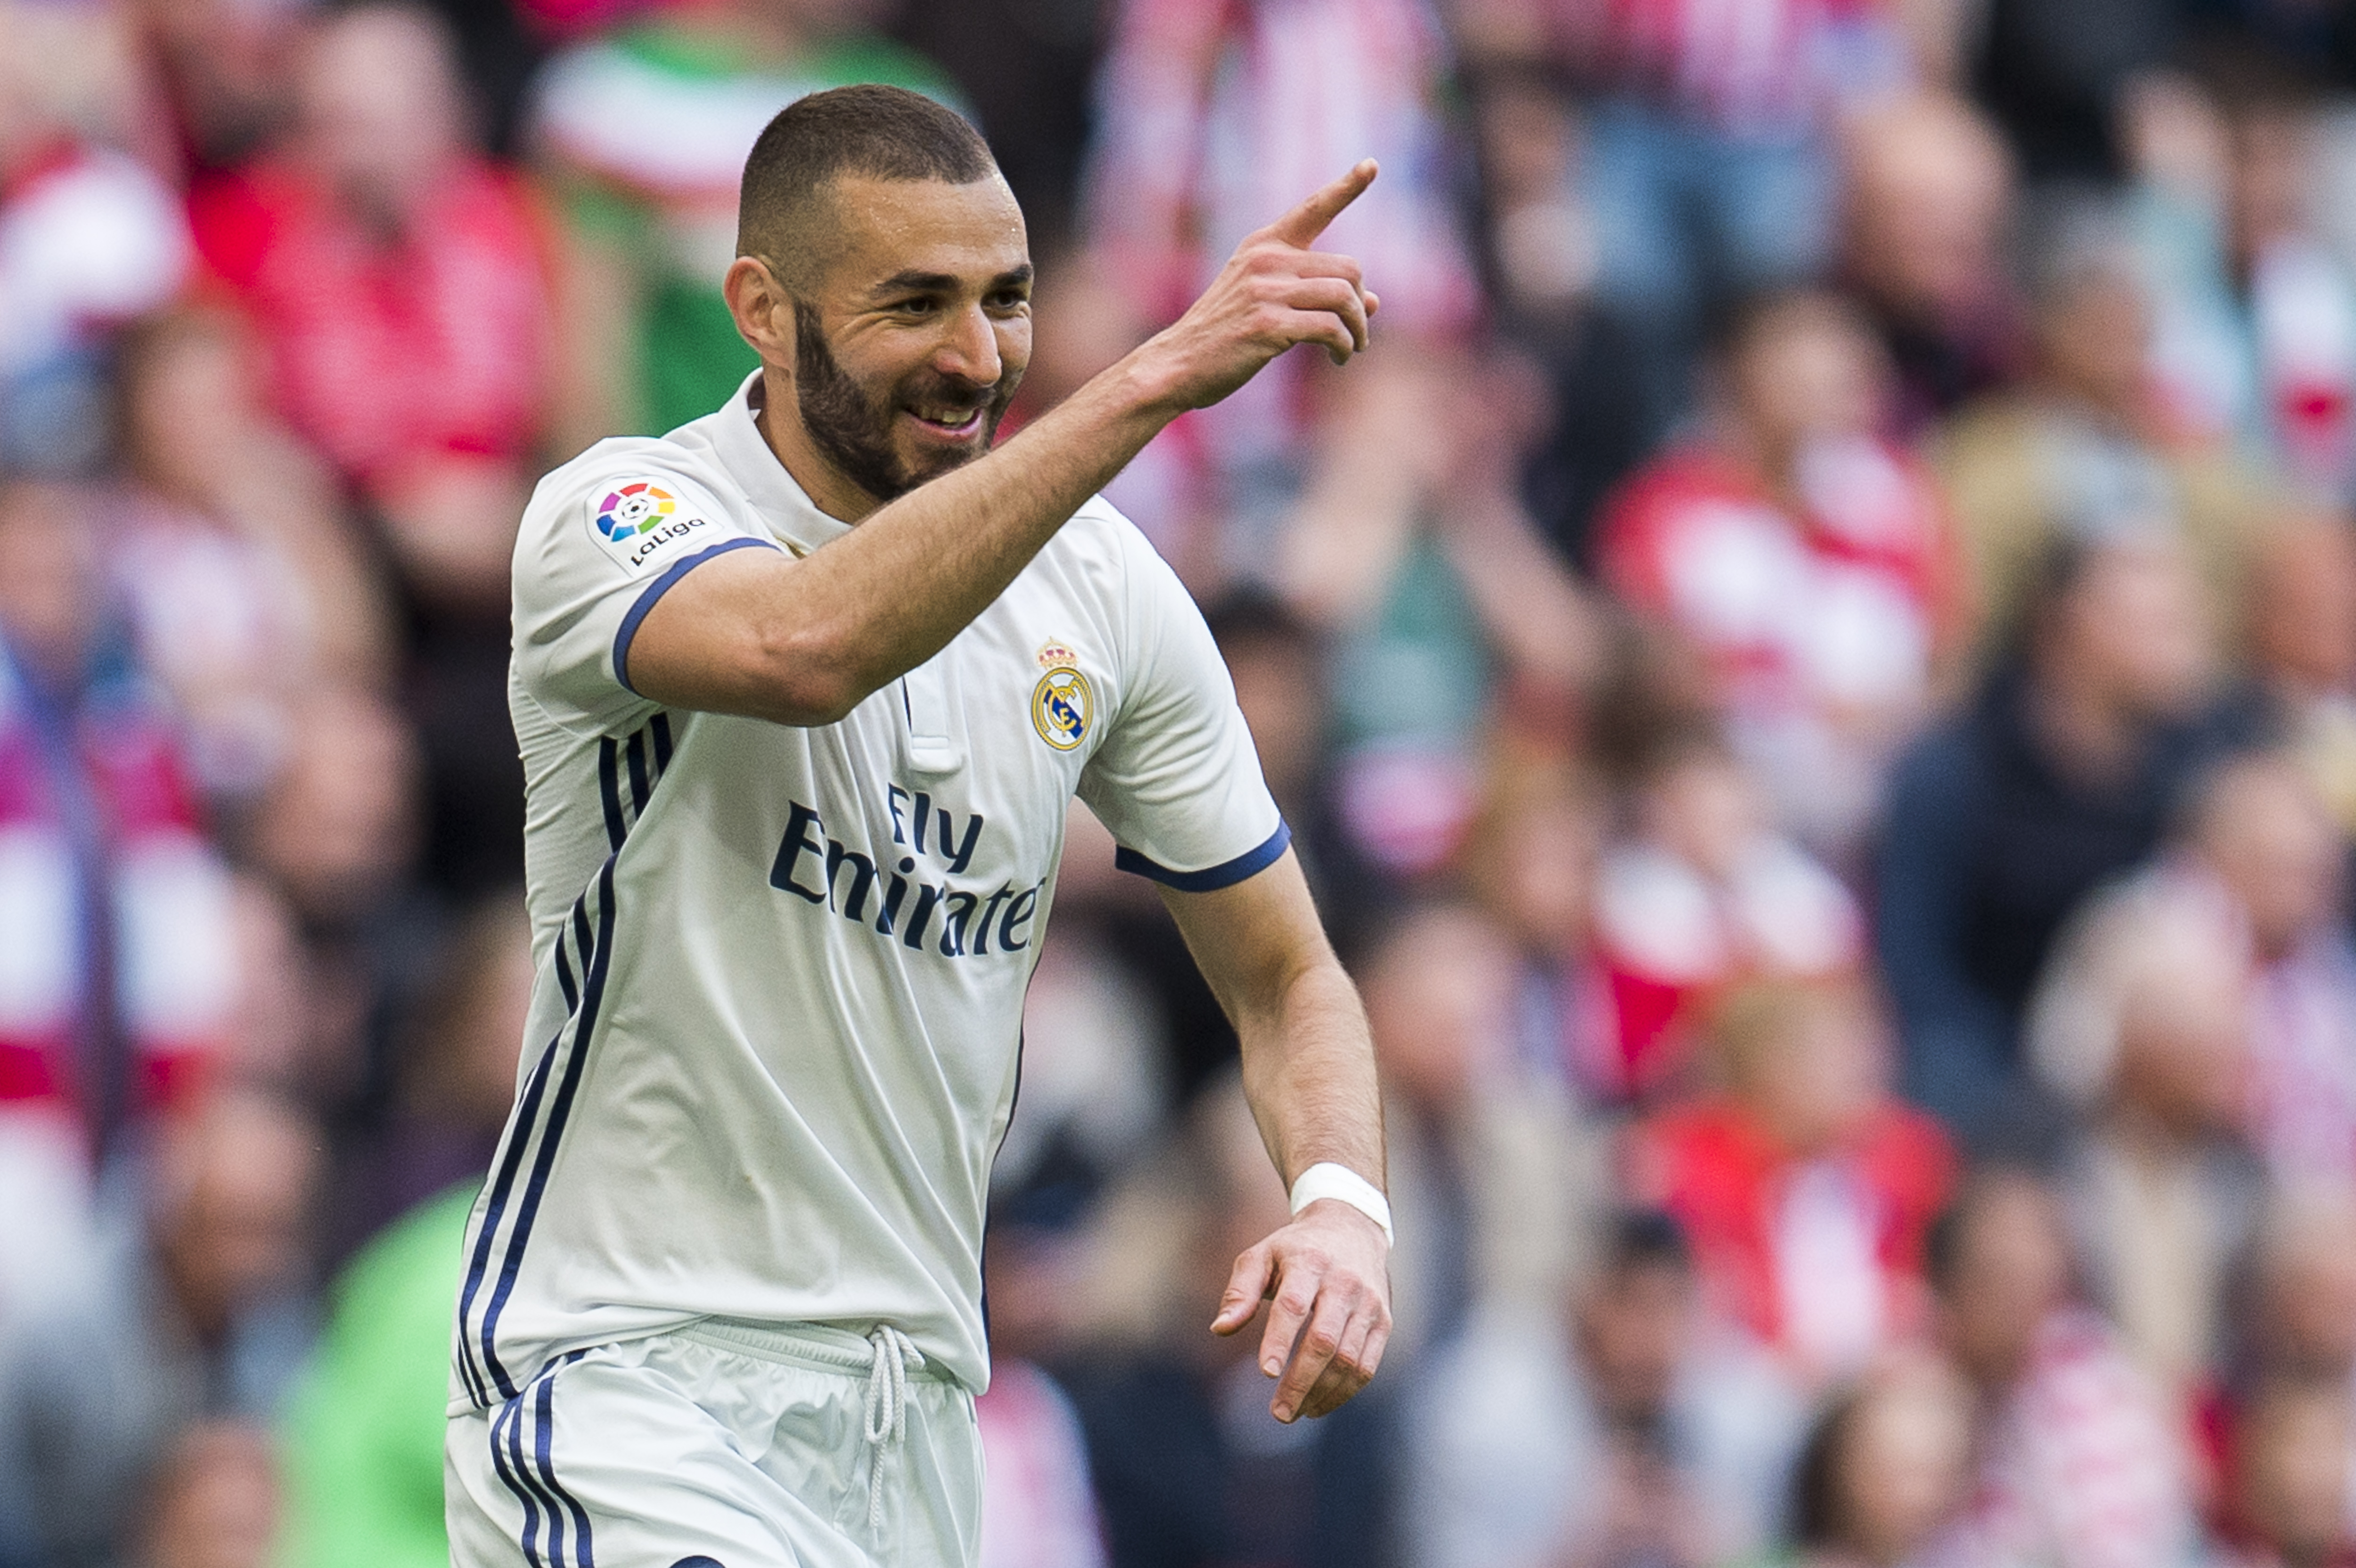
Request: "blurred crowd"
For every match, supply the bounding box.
[8,0,2356,1563]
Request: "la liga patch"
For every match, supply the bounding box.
[589,477,713,574]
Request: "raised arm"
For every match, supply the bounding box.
[1158,849,1390,1422]
[628,163,1381,726]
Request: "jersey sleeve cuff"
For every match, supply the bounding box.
[613,537,782,695]
[1113,820,1292,892]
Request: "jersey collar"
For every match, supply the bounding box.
[711,369,853,556]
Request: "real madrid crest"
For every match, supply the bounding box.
[1031,641,1092,751]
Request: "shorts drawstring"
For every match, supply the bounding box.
[861,1324,920,1531]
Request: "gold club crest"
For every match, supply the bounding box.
[1031,641,1092,751]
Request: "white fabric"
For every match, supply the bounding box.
[455,373,1282,1410]
[445,1320,982,1568]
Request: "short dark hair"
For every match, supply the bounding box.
[737,84,996,284]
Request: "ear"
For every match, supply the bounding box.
[724,255,796,365]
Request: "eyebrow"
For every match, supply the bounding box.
[868,263,1034,300]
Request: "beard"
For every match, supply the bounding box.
[791,299,1016,503]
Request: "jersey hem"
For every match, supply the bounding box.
[1113,819,1291,892]
[611,536,782,694]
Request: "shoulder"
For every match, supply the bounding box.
[513,436,757,602]
[1031,495,1178,613]
[519,435,739,544]
[1053,493,1155,562]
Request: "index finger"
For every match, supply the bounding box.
[1261,159,1379,249]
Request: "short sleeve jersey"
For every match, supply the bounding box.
[451,374,1284,1411]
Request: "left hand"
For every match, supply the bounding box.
[1210,1198,1393,1422]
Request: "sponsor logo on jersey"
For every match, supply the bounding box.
[770,784,1047,961]
[1031,641,1092,751]
[589,478,712,572]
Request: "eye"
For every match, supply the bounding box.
[893,296,941,318]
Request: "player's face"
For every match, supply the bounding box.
[793,175,1033,502]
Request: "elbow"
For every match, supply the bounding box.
[741,621,873,727]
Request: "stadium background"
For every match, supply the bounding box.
[9,0,2356,1562]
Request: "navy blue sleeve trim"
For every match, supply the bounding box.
[1114,820,1292,892]
[612,537,782,695]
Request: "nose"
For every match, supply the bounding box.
[934,302,1001,387]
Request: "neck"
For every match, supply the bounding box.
[755,362,882,524]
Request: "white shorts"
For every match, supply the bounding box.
[446,1320,983,1568]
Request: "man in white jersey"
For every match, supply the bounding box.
[447,85,1393,1568]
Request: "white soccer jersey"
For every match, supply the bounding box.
[451,374,1284,1413]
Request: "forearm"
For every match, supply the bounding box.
[637,161,1378,724]
[1173,852,1391,1420]
[1235,952,1386,1191]
[758,353,1183,713]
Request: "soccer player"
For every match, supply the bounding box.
[446,85,1393,1568]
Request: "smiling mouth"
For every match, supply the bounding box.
[902,406,987,439]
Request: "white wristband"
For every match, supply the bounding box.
[1289,1162,1393,1247]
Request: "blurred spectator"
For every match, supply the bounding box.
[1277,349,1604,881]
[1462,66,1663,568]
[135,0,302,179]
[2028,754,2356,1189]
[1001,911,1172,1222]
[1929,1167,2206,1568]
[107,307,393,809]
[1625,979,1956,1383]
[238,686,426,1116]
[244,688,420,932]
[2222,1380,2356,1568]
[1590,730,1863,1104]
[2182,755,2356,1187]
[1969,0,2175,180]
[0,1,191,475]
[1471,0,1910,417]
[1837,92,2021,435]
[1403,1208,1809,1568]
[326,893,530,1261]
[0,475,235,1173]
[1461,755,1618,1098]
[975,1225,1111,1568]
[1875,531,2254,1147]
[532,0,959,446]
[1200,589,1386,933]
[276,1181,476,1568]
[1085,0,1478,560]
[1934,194,2279,665]
[2246,514,2356,832]
[0,1086,318,1568]
[1751,1352,1975,1568]
[188,2,556,615]
[2028,873,2267,1406]
[1598,287,1959,856]
[2131,68,2356,504]
[1061,1078,1394,1568]
[891,0,1102,246]
[1363,900,1597,1343]
[139,1419,281,1568]
[2241,1188,2356,1388]
[183,1,543,897]
[2219,1191,2356,1562]
[272,894,524,1568]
